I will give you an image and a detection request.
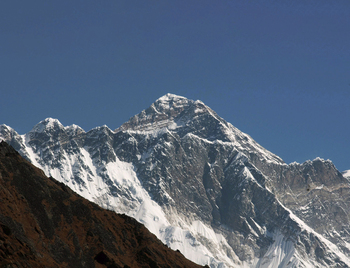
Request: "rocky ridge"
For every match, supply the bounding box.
[0,141,205,268]
[1,93,350,267]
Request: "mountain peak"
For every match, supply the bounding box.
[64,123,85,136]
[2,96,350,267]
[0,124,12,130]
[0,124,17,141]
[156,93,187,102]
[30,118,63,133]
[152,93,192,114]
[116,94,195,132]
[116,94,223,134]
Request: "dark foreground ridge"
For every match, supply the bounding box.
[0,141,205,268]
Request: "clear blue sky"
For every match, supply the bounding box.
[1,0,349,171]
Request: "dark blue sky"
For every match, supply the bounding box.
[1,0,349,171]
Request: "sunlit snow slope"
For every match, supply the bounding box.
[1,94,350,268]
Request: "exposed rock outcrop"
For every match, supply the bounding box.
[0,141,204,268]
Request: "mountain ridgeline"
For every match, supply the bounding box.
[1,94,350,267]
[0,141,204,268]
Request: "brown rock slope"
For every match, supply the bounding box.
[0,141,205,268]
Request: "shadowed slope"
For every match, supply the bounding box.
[1,94,350,267]
[0,141,205,268]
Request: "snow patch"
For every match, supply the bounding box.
[23,134,44,170]
[157,93,187,102]
[342,170,350,180]
[255,232,301,268]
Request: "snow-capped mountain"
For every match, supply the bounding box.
[0,141,204,268]
[1,93,350,267]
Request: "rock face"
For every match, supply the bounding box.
[0,141,204,268]
[1,93,350,267]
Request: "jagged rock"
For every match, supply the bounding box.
[1,94,350,267]
[0,141,204,268]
